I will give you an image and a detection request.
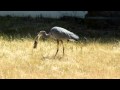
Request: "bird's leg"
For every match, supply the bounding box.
[54,40,59,57]
[60,40,64,56]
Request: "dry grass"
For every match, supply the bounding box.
[0,37,120,79]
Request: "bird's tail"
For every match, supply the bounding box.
[70,34,88,42]
[33,34,41,49]
[70,34,79,41]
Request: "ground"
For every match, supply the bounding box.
[0,37,120,79]
[0,16,120,79]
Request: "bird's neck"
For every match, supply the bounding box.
[41,33,50,39]
[45,33,50,37]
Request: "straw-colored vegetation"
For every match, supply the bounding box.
[0,15,119,79]
[0,37,120,79]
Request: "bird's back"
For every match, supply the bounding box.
[50,26,79,41]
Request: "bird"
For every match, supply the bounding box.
[33,26,79,57]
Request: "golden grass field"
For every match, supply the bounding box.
[0,37,120,79]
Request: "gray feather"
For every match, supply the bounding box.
[50,26,79,40]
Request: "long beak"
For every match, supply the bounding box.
[33,34,41,49]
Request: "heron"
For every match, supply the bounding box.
[33,26,79,57]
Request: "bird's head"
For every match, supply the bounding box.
[38,31,46,36]
[33,31,46,49]
[38,31,49,40]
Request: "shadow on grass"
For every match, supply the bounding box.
[41,55,64,60]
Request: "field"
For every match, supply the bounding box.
[0,16,120,79]
[0,36,120,79]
